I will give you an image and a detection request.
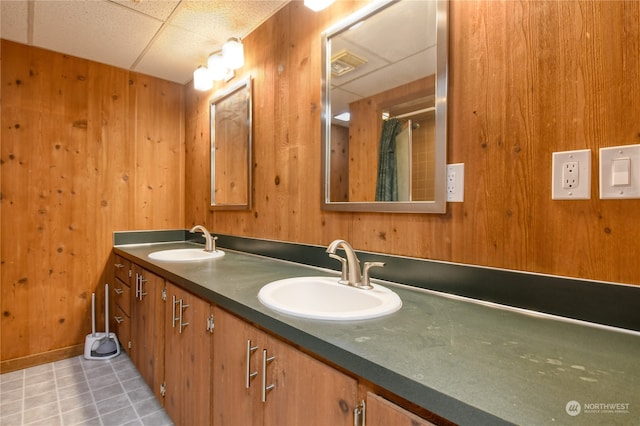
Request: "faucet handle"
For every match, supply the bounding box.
[209,235,218,252]
[361,262,385,289]
[328,254,349,284]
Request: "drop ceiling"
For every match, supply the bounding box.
[0,0,289,85]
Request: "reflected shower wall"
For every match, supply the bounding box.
[394,113,436,202]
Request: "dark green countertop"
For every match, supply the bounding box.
[114,241,640,426]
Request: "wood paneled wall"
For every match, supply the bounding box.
[185,0,640,286]
[0,41,185,369]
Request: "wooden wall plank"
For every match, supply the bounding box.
[1,40,185,367]
[185,1,640,286]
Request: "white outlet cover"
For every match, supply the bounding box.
[552,149,591,200]
[599,144,640,199]
[447,163,464,202]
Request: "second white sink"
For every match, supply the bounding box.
[258,276,402,321]
[148,248,225,262]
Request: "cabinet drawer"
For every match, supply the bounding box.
[114,255,131,285]
[113,278,131,316]
[113,305,130,355]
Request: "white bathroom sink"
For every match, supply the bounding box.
[258,276,402,320]
[148,248,225,262]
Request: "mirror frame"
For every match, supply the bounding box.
[321,0,448,213]
[210,76,253,210]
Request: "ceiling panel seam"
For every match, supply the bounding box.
[128,0,184,71]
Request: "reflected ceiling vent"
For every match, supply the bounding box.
[331,49,367,77]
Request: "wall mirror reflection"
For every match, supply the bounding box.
[321,0,448,213]
[210,76,252,210]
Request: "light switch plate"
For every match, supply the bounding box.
[599,144,640,199]
[552,149,591,200]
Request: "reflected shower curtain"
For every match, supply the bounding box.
[375,119,402,201]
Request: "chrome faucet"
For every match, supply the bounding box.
[326,239,385,289]
[189,225,217,252]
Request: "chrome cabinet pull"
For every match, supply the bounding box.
[114,287,124,295]
[114,316,124,324]
[353,400,366,426]
[114,263,124,268]
[261,349,276,402]
[178,300,189,333]
[172,295,179,328]
[245,339,259,388]
[136,273,147,301]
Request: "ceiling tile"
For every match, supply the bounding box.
[172,1,287,41]
[32,0,162,70]
[133,24,214,84]
[1,0,30,44]
[1,0,288,84]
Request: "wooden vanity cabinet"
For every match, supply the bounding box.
[118,256,444,425]
[130,264,165,401]
[212,306,358,426]
[112,255,131,354]
[164,282,214,426]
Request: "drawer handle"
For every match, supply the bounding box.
[114,288,124,295]
[114,263,125,268]
[114,316,124,324]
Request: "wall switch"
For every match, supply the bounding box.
[552,149,591,200]
[447,163,464,202]
[599,144,640,199]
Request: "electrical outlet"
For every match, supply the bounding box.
[552,150,590,200]
[561,161,579,189]
[447,163,464,202]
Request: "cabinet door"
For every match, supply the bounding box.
[365,392,435,426]
[263,335,358,426]
[212,306,265,426]
[164,282,213,426]
[131,265,165,401]
[212,307,358,426]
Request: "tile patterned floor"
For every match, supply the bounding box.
[0,353,173,426]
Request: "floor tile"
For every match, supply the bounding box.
[0,353,173,425]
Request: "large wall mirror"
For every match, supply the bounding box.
[210,76,252,210]
[321,0,448,213]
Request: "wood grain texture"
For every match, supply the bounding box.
[0,41,185,368]
[164,282,212,426]
[185,1,640,286]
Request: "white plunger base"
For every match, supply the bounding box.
[83,332,121,360]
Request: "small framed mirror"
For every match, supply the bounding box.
[321,0,448,213]
[210,76,252,210]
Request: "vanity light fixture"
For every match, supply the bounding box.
[222,37,244,69]
[304,0,335,12]
[193,38,245,91]
[207,51,229,81]
[193,66,213,91]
